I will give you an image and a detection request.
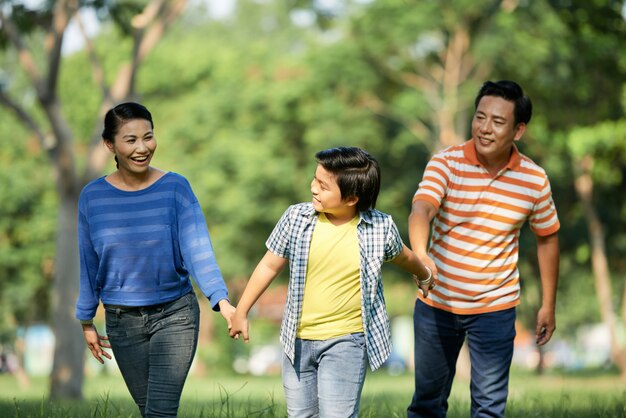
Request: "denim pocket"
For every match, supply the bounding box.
[349,332,367,349]
[160,293,199,328]
[104,307,124,337]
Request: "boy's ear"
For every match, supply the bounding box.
[344,195,359,207]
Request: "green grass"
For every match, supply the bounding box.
[1,369,625,417]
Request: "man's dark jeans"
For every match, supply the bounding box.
[408,299,516,418]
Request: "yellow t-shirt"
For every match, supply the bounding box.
[297,213,363,339]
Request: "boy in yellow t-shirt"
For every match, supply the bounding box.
[230,147,433,417]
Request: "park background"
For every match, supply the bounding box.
[0,0,625,416]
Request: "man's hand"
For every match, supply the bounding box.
[415,254,438,298]
[413,272,436,297]
[535,306,556,346]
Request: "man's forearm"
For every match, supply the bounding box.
[536,233,560,309]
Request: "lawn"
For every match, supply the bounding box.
[1,369,624,417]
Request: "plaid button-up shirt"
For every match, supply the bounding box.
[266,202,403,371]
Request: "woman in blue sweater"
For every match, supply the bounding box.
[75,102,234,417]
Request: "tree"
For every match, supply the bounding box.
[0,0,187,399]
[496,0,626,376]
[568,119,626,378]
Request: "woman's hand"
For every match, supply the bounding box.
[82,324,112,364]
[218,299,236,331]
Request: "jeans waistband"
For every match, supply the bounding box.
[104,291,192,312]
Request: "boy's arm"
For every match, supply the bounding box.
[390,244,435,297]
[230,250,288,342]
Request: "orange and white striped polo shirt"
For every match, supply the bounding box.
[413,139,560,314]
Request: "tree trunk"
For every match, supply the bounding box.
[49,192,85,399]
[436,26,470,149]
[574,156,626,379]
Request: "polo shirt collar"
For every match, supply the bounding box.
[463,138,522,171]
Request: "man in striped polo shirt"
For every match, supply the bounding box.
[407,80,560,418]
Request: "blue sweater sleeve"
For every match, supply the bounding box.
[177,183,229,311]
[75,191,101,320]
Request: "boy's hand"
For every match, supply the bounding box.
[229,311,250,342]
[82,324,112,364]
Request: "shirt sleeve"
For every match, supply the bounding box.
[383,218,403,262]
[529,176,560,236]
[177,183,228,311]
[75,192,101,320]
[412,154,451,209]
[266,205,294,258]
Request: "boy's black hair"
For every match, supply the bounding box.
[315,147,380,212]
[475,80,532,125]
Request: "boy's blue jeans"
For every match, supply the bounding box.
[105,291,200,418]
[408,300,516,418]
[282,333,368,418]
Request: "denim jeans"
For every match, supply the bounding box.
[407,300,516,418]
[282,333,368,418]
[105,292,200,418]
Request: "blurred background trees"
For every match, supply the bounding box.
[1,0,625,399]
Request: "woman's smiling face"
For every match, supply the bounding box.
[105,118,156,175]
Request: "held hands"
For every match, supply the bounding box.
[229,310,249,343]
[82,324,112,364]
[414,255,438,298]
[413,270,435,297]
[221,298,249,342]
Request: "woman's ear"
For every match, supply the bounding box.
[104,139,115,153]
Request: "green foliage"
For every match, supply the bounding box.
[0,114,56,342]
[2,0,626,365]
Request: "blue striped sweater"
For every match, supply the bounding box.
[75,172,228,320]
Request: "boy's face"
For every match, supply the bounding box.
[310,164,358,220]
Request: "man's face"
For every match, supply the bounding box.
[471,95,525,168]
